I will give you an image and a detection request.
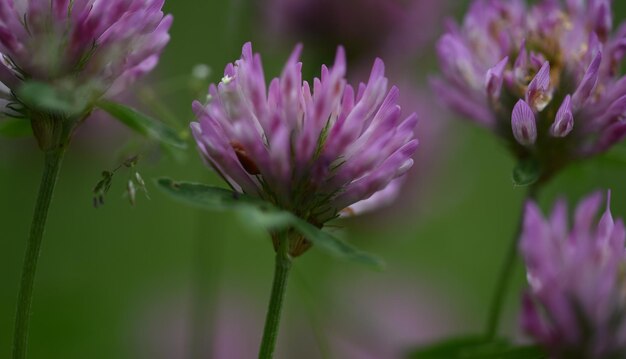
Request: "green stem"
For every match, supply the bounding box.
[12,147,67,359]
[485,186,538,339]
[258,233,292,359]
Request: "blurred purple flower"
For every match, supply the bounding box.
[264,0,448,63]
[191,43,418,253]
[343,177,404,217]
[328,274,464,359]
[0,0,171,107]
[134,286,325,359]
[434,0,626,181]
[520,191,626,358]
[134,288,262,359]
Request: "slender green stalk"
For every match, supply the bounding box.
[12,147,67,359]
[258,233,292,359]
[485,186,538,339]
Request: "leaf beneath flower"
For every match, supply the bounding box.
[97,101,187,150]
[407,336,545,359]
[0,118,32,137]
[156,178,384,268]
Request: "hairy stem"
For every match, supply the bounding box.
[258,233,292,359]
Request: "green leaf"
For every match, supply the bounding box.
[17,81,87,115]
[0,118,32,137]
[155,178,264,210]
[97,101,187,150]
[512,158,541,187]
[287,215,384,268]
[156,178,383,268]
[408,336,545,359]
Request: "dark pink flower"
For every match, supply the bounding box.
[191,43,418,230]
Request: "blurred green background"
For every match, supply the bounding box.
[3,1,626,358]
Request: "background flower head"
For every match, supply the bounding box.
[520,191,626,358]
[263,0,448,64]
[191,43,418,230]
[327,272,463,359]
[434,0,626,182]
[0,0,172,114]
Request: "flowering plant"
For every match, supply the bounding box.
[3,2,180,358]
[159,42,418,357]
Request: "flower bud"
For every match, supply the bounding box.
[512,100,537,146]
[485,56,508,99]
[550,95,574,137]
[571,52,601,110]
[525,61,552,112]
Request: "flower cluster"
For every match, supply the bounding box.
[0,0,172,112]
[520,191,626,358]
[191,43,418,252]
[434,0,626,181]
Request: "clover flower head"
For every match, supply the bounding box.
[0,0,171,110]
[434,0,626,180]
[191,43,418,234]
[520,191,626,358]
